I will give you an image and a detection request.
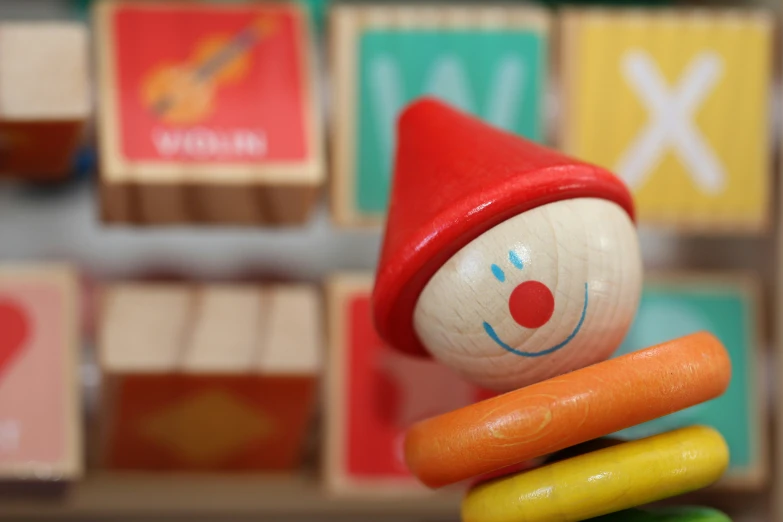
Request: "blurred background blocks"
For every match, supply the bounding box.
[0,0,773,520]
[96,1,323,226]
[560,9,772,233]
[330,4,550,226]
[323,274,493,495]
[97,283,321,471]
[0,265,81,481]
[0,23,88,180]
[613,273,765,488]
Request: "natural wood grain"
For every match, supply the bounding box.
[99,284,191,373]
[261,285,322,374]
[97,281,321,470]
[184,286,263,373]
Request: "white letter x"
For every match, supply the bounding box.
[617,50,725,194]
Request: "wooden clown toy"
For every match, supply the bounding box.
[371,99,733,521]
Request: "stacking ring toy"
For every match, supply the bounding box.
[462,426,729,522]
[405,332,730,488]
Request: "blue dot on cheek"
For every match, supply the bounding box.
[491,264,505,282]
[509,250,524,269]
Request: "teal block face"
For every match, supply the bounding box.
[297,0,328,34]
[356,30,547,216]
[70,0,92,19]
[613,281,760,478]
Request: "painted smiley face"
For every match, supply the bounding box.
[413,198,642,392]
[483,252,588,358]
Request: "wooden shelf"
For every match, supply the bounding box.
[0,473,769,520]
[0,472,462,518]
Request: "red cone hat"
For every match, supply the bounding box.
[372,97,635,357]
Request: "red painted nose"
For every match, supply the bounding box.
[508,281,555,329]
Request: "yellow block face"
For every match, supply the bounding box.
[561,10,772,232]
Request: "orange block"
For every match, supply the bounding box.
[97,283,321,471]
[405,332,731,488]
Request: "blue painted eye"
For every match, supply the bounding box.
[491,264,505,282]
[509,250,524,269]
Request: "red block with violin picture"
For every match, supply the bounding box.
[95,1,323,225]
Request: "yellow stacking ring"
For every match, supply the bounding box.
[462,426,729,522]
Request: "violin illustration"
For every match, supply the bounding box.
[141,17,276,125]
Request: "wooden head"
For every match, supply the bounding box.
[372,98,641,392]
[413,198,641,391]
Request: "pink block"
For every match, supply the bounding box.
[0,267,80,480]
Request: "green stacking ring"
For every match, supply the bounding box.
[589,506,731,521]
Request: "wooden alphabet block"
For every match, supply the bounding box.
[560,9,773,232]
[330,5,550,226]
[98,283,321,471]
[612,273,765,488]
[324,274,493,495]
[95,1,323,226]
[0,265,81,480]
[0,23,89,180]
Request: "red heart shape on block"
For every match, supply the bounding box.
[0,299,29,379]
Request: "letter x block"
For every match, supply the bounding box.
[97,283,320,471]
[95,1,323,226]
[560,9,772,233]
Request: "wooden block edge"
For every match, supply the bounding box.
[322,273,370,495]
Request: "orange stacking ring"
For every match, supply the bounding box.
[405,332,731,488]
